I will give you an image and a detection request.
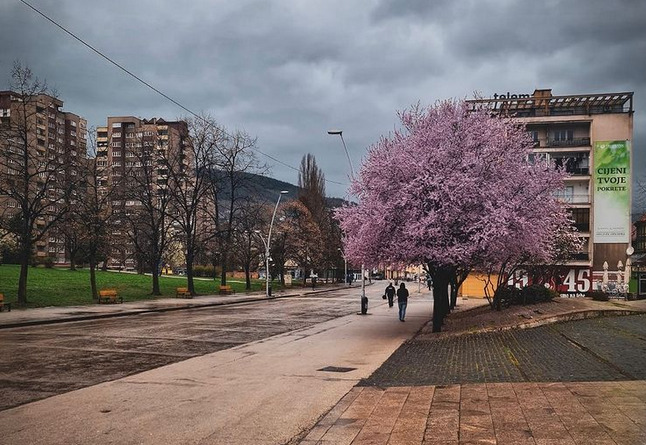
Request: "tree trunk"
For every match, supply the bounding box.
[186,252,195,295]
[431,267,453,333]
[449,274,458,310]
[244,263,251,290]
[89,260,98,301]
[17,247,30,306]
[220,252,227,286]
[152,266,161,295]
[70,256,77,271]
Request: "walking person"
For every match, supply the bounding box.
[397,282,409,322]
[385,282,396,308]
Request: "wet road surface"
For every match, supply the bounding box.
[0,292,359,411]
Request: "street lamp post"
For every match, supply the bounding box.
[338,247,348,286]
[256,190,288,297]
[328,129,367,313]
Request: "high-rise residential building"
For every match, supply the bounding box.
[0,91,86,264]
[462,89,634,297]
[96,116,190,270]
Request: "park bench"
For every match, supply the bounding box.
[0,293,11,312]
[219,285,234,295]
[175,287,192,299]
[98,289,123,304]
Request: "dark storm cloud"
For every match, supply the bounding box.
[1,0,645,202]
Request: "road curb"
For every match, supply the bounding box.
[0,285,349,330]
[434,309,646,339]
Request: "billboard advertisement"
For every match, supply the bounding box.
[593,140,630,243]
[507,267,592,297]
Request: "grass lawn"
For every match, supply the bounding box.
[0,264,267,307]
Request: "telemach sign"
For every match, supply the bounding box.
[491,92,531,100]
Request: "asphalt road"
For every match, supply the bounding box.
[361,314,646,387]
[0,290,361,411]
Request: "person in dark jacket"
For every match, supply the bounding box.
[397,283,409,321]
[385,282,396,308]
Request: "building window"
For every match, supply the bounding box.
[553,129,574,141]
[570,208,590,232]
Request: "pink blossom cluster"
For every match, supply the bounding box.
[336,100,578,273]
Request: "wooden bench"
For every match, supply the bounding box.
[175,287,192,299]
[98,289,123,304]
[219,285,234,295]
[0,293,11,312]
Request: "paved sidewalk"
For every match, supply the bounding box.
[301,297,646,445]
[0,285,430,445]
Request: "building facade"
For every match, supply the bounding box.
[0,91,86,264]
[464,89,634,297]
[96,116,190,270]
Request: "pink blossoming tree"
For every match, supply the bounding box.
[336,100,579,332]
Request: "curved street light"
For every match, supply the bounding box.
[256,190,288,297]
[328,129,367,313]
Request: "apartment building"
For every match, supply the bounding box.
[0,91,87,264]
[464,89,634,296]
[96,116,190,270]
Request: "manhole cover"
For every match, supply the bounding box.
[317,366,357,373]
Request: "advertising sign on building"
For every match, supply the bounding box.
[593,140,631,243]
[507,267,592,297]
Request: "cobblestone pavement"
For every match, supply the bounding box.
[360,315,646,387]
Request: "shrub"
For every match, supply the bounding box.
[43,257,54,268]
[493,285,520,310]
[588,290,609,301]
[192,265,216,278]
[520,284,557,304]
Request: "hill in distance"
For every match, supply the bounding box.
[226,171,350,208]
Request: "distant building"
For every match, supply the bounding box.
[0,91,86,264]
[96,117,190,270]
[633,215,646,297]
[463,89,634,297]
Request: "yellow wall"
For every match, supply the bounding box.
[458,273,499,298]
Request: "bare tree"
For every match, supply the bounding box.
[232,201,266,290]
[298,154,342,280]
[75,129,117,300]
[298,154,326,223]
[204,128,266,287]
[165,115,217,295]
[120,126,176,295]
[278,200,323,286]
[0,63,77,305]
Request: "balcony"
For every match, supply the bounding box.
[573,223,590,232]
[553,155,590,176]
[562,194,591,204]
[564,167,590,175]
[544,137,590,148]
[570,252,589,261]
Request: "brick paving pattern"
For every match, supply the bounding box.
[303,381,646,444]
[360,315,646,387]
[302,303,646,444]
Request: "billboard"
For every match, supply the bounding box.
[593,140,630,243]
[507,267,592,297]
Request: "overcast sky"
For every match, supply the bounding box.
[1,0,645,206]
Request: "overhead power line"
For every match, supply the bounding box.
[18,0,346,187]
